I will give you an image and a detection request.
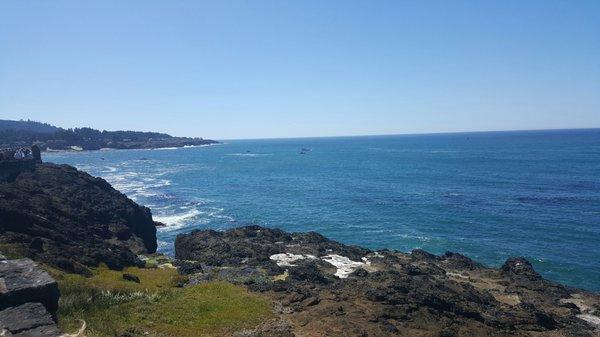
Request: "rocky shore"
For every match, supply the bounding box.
[175,226,600,337]
[41,136,219,152]
[1,161,599,336]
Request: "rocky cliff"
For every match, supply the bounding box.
[0,163,158,274]
[175,226,600,337]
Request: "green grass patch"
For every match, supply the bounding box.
[50,265,273,337]
[0,242,28,259]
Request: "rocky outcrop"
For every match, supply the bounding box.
[0,258,59,315]
[0,163,158,273]
[0,302,60,337]
[176,226,600,337]
[0,256,60,337]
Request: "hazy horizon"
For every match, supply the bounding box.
[5,118,599,141]
[1,1,599,139]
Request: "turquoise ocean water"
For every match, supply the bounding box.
[45,129,600,291]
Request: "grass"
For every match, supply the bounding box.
[0,242,28,259]
[48,265,273,337]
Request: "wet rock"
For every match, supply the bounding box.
[0,302,60,337]
[0,259,59,316]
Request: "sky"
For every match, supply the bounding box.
[1,1,599,139]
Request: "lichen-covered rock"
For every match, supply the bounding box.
[0,302,60,337]
[0,163,158,273]
[0,259,59,316]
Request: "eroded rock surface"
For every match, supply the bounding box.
[176,226,600,337]
[0,302,60,337]
[0,163,158,273]
[0,258,59,315]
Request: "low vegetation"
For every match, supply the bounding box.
[47,265,273,337]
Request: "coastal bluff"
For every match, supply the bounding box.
[0,161,158,274]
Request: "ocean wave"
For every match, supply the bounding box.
[207,207,235,222]
[145,147,179,150]
[154,208,204,230]
[395,233,432,242]
[183,143,222,148]
[226,153,272,157]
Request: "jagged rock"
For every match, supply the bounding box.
[0,163,158,273]
[175,225,369,267]
[0,302,60,337]
[501,257,539,278]
[175,226,600,337]
[0,259,59,316]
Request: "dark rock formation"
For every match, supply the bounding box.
[175,225,369,267]
[0,257,60,337]
[0,160,36,182]
[0,259,59,316]
[0,163,158,273]
[175,226,600,337]
[0,302,60,337]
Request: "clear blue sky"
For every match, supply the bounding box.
[1,1,599,139]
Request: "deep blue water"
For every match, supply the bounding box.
[45,129,600,291]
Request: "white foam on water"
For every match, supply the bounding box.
[321,254,366,278]
[145,147,179,150]
[226,153,272,157]
[154,208,203,230]
[270,253,317,267]
[207,207,235,222]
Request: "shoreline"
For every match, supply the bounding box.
[2,162,600,336]
[42,141,225,154]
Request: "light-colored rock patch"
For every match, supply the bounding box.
[322,254,365,278]
[577,314,600,327]
[270,253,317,267]
[560,294,600,328]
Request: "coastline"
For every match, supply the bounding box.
[41,132,600,292]
[1,161,600,336]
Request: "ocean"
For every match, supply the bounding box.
[45,129,600,291]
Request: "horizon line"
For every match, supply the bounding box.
[217,127,600,142]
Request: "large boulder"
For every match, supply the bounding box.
[0,163,158,273]
[0,259,59,315]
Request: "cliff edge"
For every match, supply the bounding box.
[0,163,158,274]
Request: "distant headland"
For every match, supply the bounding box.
[0,119,218,151]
